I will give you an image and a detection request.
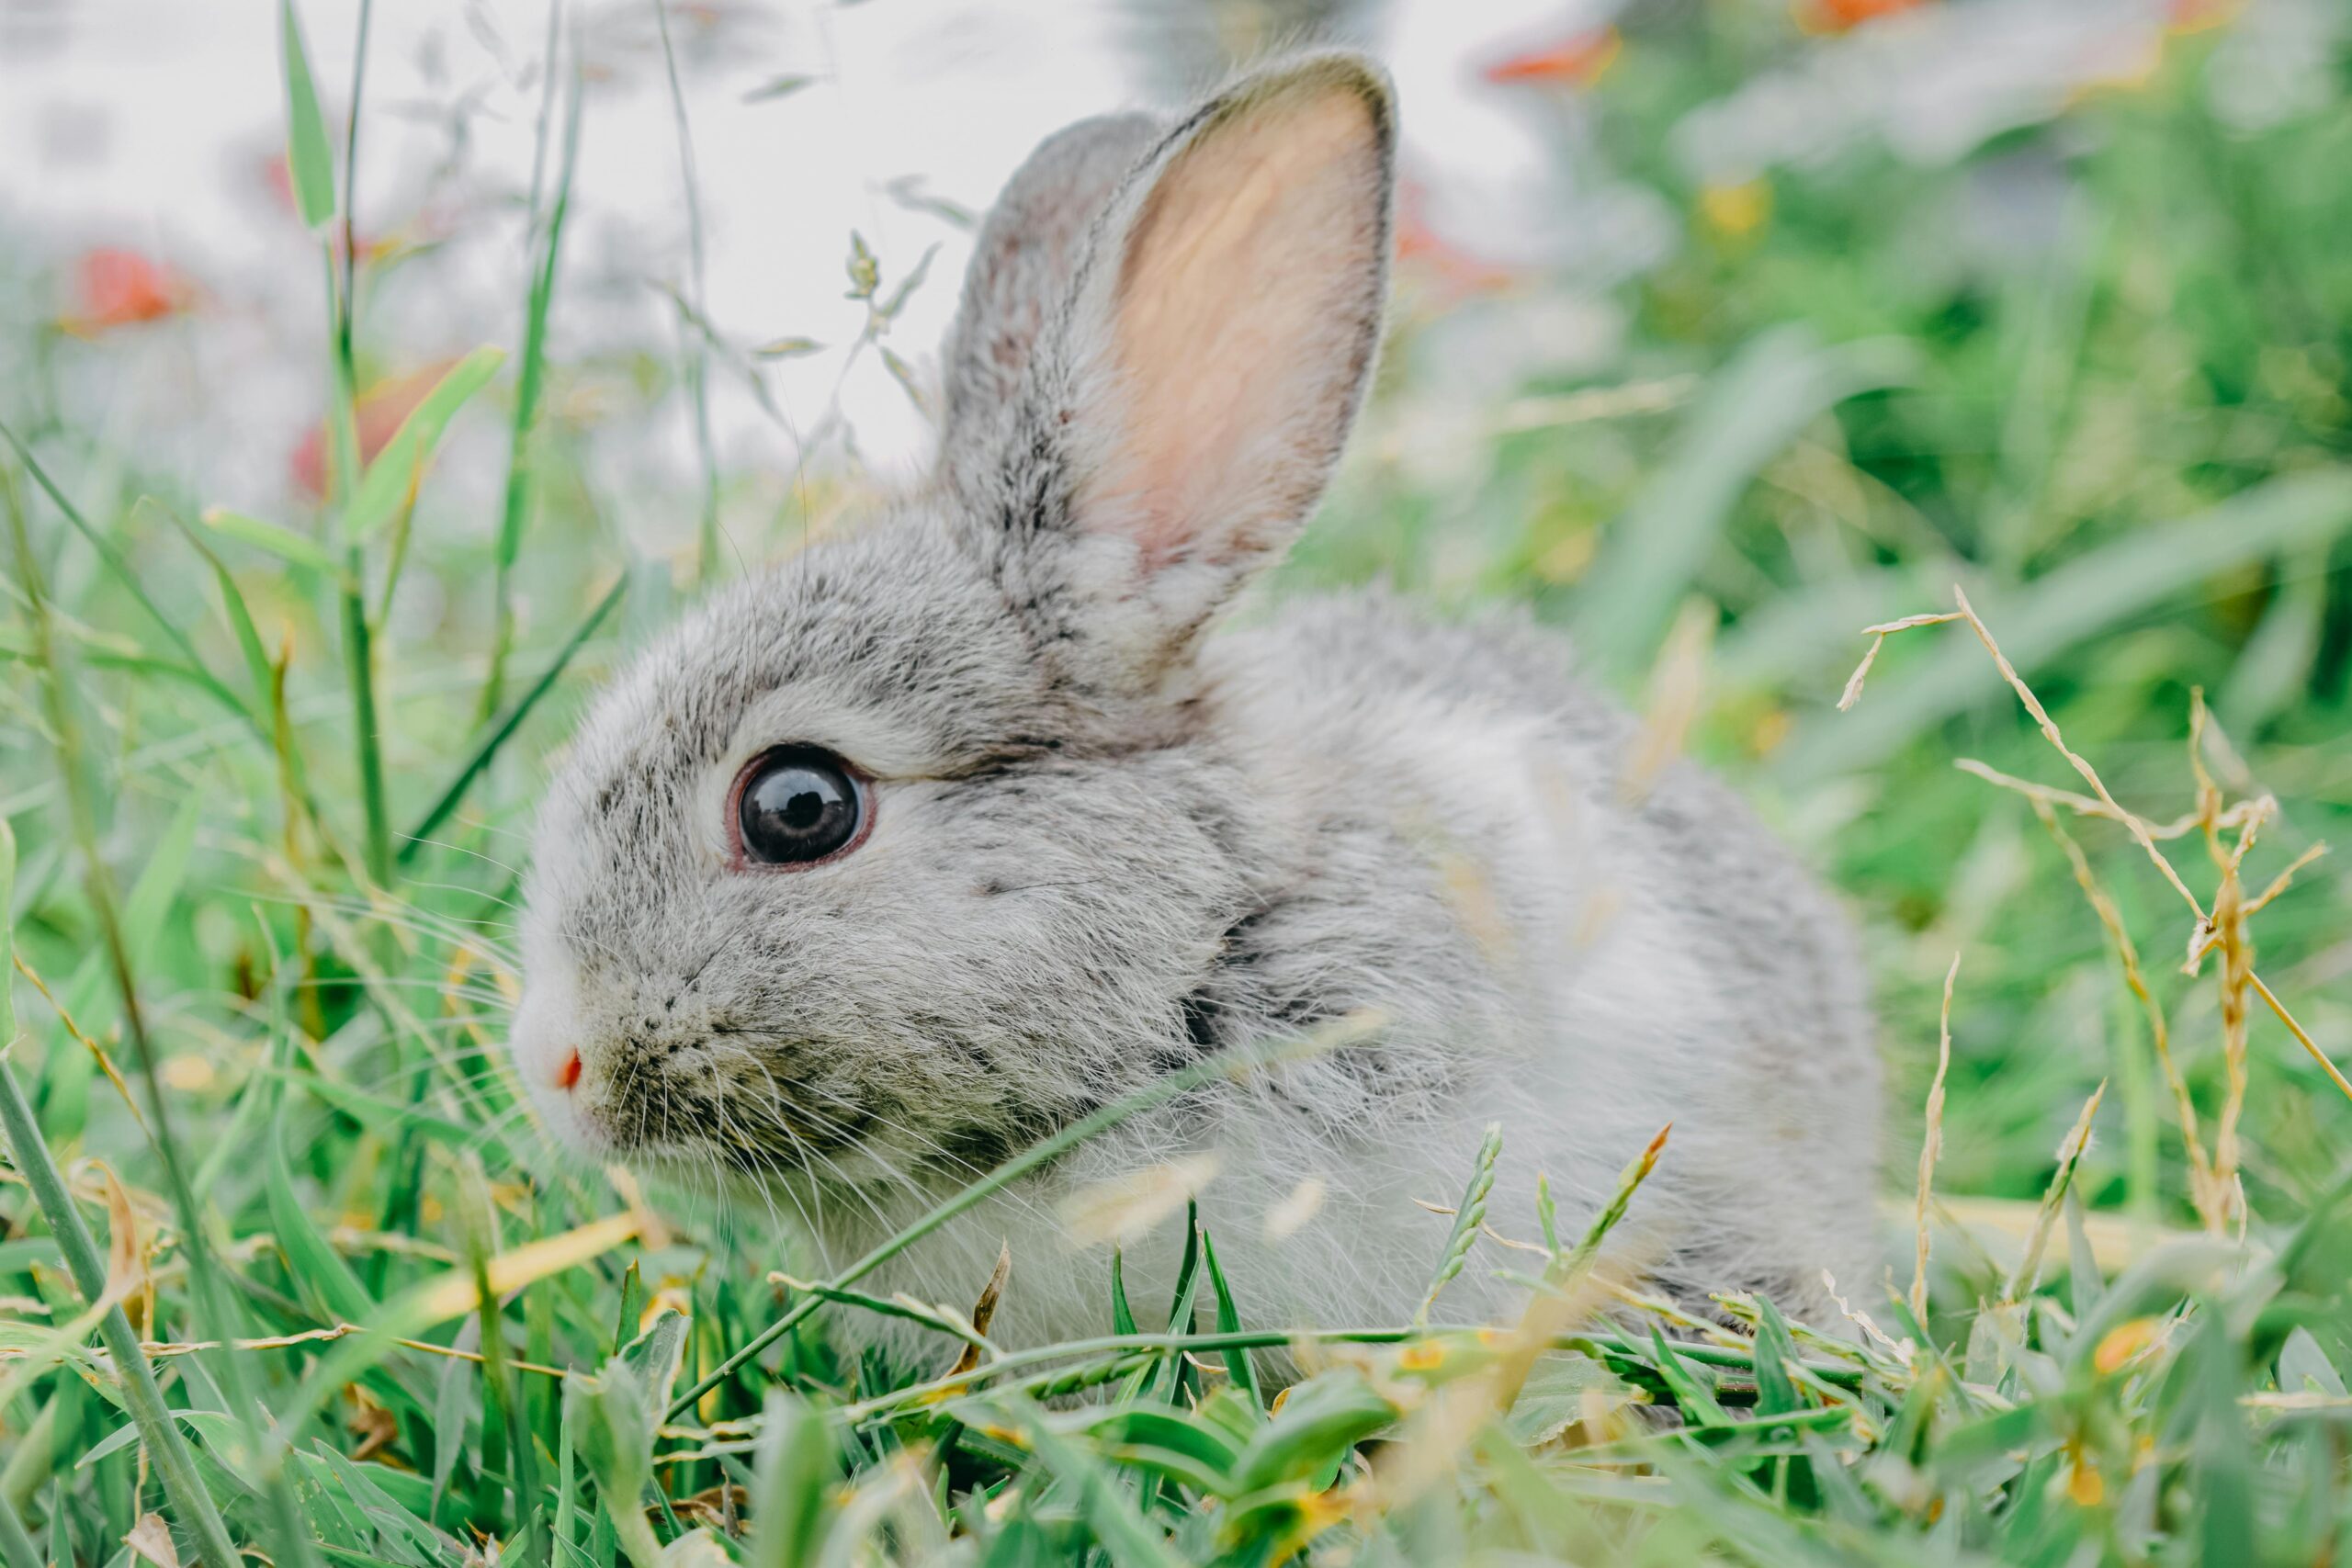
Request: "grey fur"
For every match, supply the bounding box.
[939,111,1159,468]
[511,52,1882,1351]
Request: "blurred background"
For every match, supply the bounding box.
[3,0,2349,1244]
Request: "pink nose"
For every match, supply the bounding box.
[557,1048,582,1091]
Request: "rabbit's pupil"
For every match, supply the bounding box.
[736,747,864,866]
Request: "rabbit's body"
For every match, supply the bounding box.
[511,54,1882,1359]
[767,590,1876,1348]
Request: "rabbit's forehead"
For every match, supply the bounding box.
[537,521,1051,892]
[628,526,1044,769]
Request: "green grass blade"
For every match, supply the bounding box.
[342,552,392,886]
[2,427,246,721]
[0,822,244,1568]
[345,346,508,542]
[268,1104,379,1325]
[1568,328,1915,682]
[277,0,337,229]
[1109,1247,1138,1337]
[138,498,273,709]
[980,1393,1189,1568]
[667,1013,1386,1419]
[748,1389,837,1568]
[0,1480,40,1568]
[200,505,341,574]
[399,570,628,865]
[1781,468,2352,784]
[479,42,584,726]
[1198,1228,1261,1412]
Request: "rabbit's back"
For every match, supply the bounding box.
[1192,590,1883,1323]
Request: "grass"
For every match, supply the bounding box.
[4,3,2352,1563]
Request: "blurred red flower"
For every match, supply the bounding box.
[289,362,451,502]
[1796,0,1930,33]
[61,247,198,334]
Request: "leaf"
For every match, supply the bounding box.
[124,1514,179,1568]
[2219,542,2330,732]
[1645,1327,1731,1427]
[141,498,274,715]
[842,231,879,300]
[198,506,338,575]
[980,1393,1188,1568]
[2278,1327,2346,1397]
[1750,1298,1804,1418]
[345,346,509,540]
[876,243,941,321]
[1109,1247,1137,1337]
[2186,1307,2256,1564]
[882,175,977,231]
[569,1361,663,1568]
[741,73,816,104]
[267,1104,379,1326]
[1228,1369,1396,1495]
[428,1348,470,1518]
[946,1241,1012,1379]
[1069,1405,1244,1485]
[307,1444,450,1568]
[879,346,931,418]
[120,794,202,971]
[2064,1185,2104,1321]
[617,1304,691,1412]
[277,0,336,228]
[748,1388,836,1568]
[1198,1229,1261,1411]
[1499,1352,1631,1448]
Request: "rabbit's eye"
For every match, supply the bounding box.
[733,747,868,867]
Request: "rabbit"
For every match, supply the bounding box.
[507,52,1883,1359]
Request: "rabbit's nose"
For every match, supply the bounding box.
[557,1048,583,1092]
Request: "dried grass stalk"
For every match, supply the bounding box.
[1910,953,1959,1327]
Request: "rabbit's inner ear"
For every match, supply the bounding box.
[1073,58,1392,578]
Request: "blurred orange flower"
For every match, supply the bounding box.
[61,247,198,335]
[289,362,452,502]
[1796,0,1930,34]
[1480,28,1621,90]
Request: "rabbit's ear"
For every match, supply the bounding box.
[1044,53,1394,623]
[939,112,1160,468]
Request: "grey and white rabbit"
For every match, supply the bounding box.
[509,54,1883,1347]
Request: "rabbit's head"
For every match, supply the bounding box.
[511,55,1394,1190]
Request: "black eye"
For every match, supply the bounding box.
[734,747,867,867]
